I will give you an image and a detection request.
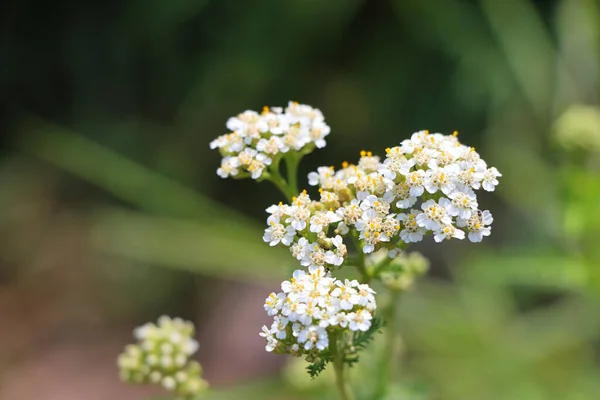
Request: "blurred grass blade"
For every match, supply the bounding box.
[90,207,288,281]
[16,116,256,223]
[480,0,576,119]
[16,117,290,280]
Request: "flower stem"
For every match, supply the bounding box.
[331,333,354,400]
[349,231,369,283]
[267,157,296,201]
[284,154,300,196]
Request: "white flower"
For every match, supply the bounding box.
[309,210,341,233]
[256,136,288,155]
[264,292,286,316]
[281,299,307,322]
[357,154,381,174]
[298,326,329,350]
[482,167,502,191]
[424,165,457,195]
[309,120,331,148]
[328,312,349,328]
[308,166,335,186]
[457,210,493,242]
[226,110,260,132]
[331,280,360,310]
[405,170,426,196]
[265,202,289,225]
[300,243,327,268]
[283,124,311,151]
[347,309,372,332]
[389,182,417,209]
[356,284,376,307]
[257,112,289,135]
[397,210,426,243]
[281,269,307,296]
[324,235,347,266]
[162,376,176,390]
[216,156,240,178]
[433,224,465,242]
[336,199,363,224]
[416,199,452,231]
[355,213,389,254]
[263,222,296,246]
[260,326,278,352]
[379,146,414,179]
[285,205,311,231]
[447,190,478,219]
[290,237,309,260]
[271,316,289,339]
[455,161,486,191]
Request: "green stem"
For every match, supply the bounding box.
[269,173,294,200]
[371,256,393,279]
[331,333,354,400]
[374,291,400,399]
[284,154,300,196]
[349,231,369,283]
[266,156,296,201]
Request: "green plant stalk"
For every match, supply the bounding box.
[349,231,369,283]
[284,154,301,196]
[266,157,296,201]
[331,332,355,400]
[373,291,400,399]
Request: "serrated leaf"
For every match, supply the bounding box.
[344,317,384,368]
[306,354,333,379]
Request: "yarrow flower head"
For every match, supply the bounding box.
[117,316,208,399]
[210,102,330,181]
[260,266,376,356]
[262,130,501,272]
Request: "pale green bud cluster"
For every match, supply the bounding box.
[380,252,430,292]
[117,316,208,399]
[554,104,600,153]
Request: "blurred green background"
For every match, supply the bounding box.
[2,0,600,399]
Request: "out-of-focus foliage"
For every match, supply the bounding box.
[2,0,600,399]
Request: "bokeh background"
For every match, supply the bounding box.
[2,0,600,399]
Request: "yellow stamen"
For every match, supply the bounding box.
[342,161,349,168]
[453,130,459,137]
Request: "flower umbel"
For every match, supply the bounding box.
[261,130,502,273]
[117,316,208,399]
[210,102,330,181]
[260,266,377,357]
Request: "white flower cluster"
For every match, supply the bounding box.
[210,101,330,179]
[117,316,208,397]
[260,266,376,354]
[263,131,501,269]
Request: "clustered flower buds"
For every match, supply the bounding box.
[554,104,600,153]
[262,130,501,271]
[210,101,330,180]
[377,251,431,292]
[117,316,208,398]
[260,266,376,356]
